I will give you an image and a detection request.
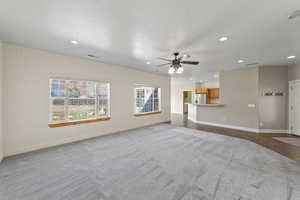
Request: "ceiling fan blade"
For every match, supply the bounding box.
[178,56,184,60]
[289,10,300,20]
[181,61,199,65]
[158,57,172,62]
[179,54,191,60]
[157,63,171,67]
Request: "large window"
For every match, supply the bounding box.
[49,79,110,126]
[134,87,161,115]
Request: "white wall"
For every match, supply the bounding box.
[2,43,171,157]
[0,41,3,162]
[288,63,300,81]
[171,77,195,114]
[196,67,260,129]
[195,80,220,88]
[258,66,288,130]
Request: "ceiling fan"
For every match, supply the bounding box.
[289,9,300,20]
[157,52,199,74]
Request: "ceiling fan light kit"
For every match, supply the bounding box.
[159,52,199,75]
[168,65,184,74]
[168,67,176,74]
[176,67,184,74]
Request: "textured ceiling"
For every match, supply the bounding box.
[0,0,300,81]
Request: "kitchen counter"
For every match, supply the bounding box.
[187,103,226,123]
[192,104,225,107]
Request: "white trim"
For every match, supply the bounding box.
[171,112,183,115]
[189,119,289,134]
[289,80,300,135]
[194,120,260,133]
[259,129,290,134]
[187,116,197,123]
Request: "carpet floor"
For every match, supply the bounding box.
[1,124,300,200]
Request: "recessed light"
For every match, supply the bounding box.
[287,55,296,59]
[71,40,79,45]
[146,61,151,65]
[219,37,228,42]
[238,60,245,63]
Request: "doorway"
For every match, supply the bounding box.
[289,80,300,136]
[183,91,193,114]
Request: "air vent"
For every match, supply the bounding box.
[246,62,259,66]
[87,54,99,58]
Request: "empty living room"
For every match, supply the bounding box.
[1,0,300,199]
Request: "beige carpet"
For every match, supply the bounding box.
[273,137,300,148]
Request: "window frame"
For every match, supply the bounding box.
[48,78,111,127]
[134,87,161,116]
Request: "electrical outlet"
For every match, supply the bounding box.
[259,122,263,127]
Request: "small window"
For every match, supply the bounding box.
[49,79,110,126]
[134,87,161,115]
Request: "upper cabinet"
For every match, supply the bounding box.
[195,88,220,104]
[208,88,220,99]
[195,88,208,94]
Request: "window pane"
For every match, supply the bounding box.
[51,99,65,121]
[153,88,159,98]
[68,99,96,121]
[97,83,110,117]
[67,80,95,98]
[143,88,154,113]
[154,88,160,111]
[135,87,161,114]
[51,79,66,97]
[135,88,145,113]
[154,99,159,111]
[49,79,110,123]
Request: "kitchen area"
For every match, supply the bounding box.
[186,79,225,123]
[174,66,285,131]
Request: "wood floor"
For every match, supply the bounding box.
[170,114,300,163]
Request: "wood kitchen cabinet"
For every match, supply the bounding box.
[195,88,220,104]
[208,88,220,98]
[195,88,208,94]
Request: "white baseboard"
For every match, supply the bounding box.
[189,119,289,134]
[195,120,259,133]
[259,129,290,134]
[171,112,183,115]
[187,117,197,123]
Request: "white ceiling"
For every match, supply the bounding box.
[0,0,300,81]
